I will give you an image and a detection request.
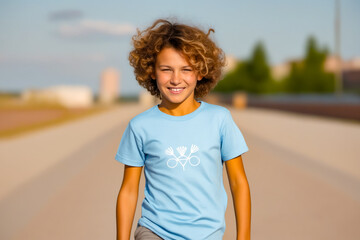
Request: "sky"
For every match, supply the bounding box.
[0,0,359,96]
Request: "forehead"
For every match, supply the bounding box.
[156,47,190,66]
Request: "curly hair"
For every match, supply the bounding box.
[128,19,226,99]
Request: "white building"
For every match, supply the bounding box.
[271,62,291,81]
[223,54,238,74]
[138,90,160,108]
[99,68,119,104]
[22,85,94,108]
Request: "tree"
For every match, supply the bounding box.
[245,42,273,93]
[284,36,336,93]
[214,42,273,94]
[214,62,249,93]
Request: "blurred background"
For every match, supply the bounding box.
[0,0,359,239]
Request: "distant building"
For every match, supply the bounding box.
[99,68,119,104]
[324,55,339,73]
[324,56,360,73]
[343,70,360,90]
[21,85,94,108]
[324,56,360,91]
[223,55,238,74]
[139,90,160,108]
[271,56,360,85]
[271,62,292,81]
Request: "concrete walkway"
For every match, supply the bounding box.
[0,103,146,240]
[1,103,359,240]
[229,107,360,240]
[230,107,360,201]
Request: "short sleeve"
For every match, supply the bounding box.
[115,122,145,166]
[220,110,249,161]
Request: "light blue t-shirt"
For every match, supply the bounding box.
[115,101,249,240]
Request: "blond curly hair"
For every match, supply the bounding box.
[128,19,226,99]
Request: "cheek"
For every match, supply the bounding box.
[185,75,198,86]
[155,74,167,85]
[156,71,171,81]
[155,77,170,92]
[156,79,168,89]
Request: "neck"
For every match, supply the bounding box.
[158,98,201,116]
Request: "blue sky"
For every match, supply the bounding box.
[0,0,359,95]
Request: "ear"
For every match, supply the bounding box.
[151,74,156,80]
[197,75,203,81]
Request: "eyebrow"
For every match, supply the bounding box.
[158,65,192,68]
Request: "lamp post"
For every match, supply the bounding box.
[335,0,343,96]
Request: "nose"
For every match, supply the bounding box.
[170,71,181,85]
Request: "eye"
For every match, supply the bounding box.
[161,68,171,72]
[183,68,192,72]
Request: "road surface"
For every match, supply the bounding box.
[0,102,359,240]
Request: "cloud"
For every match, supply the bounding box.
[58,20,136,38]
[49,9,83,21]
[0,54,107,65]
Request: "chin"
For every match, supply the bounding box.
[162,95,191,105]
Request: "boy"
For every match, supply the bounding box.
[115,19,251,240]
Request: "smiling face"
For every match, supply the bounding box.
[152,47,202,107]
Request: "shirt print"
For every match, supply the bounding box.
[165,144,201,170]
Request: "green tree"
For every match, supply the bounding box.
[214,62,250,93]
[284,36,336,93]
[245,42,273,93]
[214,42,274,94]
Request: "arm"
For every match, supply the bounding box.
[116,165,143,240]
[225,155,251,240]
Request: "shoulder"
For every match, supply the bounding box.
[128,105,158,129]
[202,101,231,118]
[201,102,236,133]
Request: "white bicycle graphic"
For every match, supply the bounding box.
[165,144,200,170]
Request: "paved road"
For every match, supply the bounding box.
[1,103,359,240]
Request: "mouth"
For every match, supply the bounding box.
[167,87,185,94]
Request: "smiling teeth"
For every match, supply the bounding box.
[170,88,183,92]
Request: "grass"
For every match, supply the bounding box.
[0,95,116,139]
